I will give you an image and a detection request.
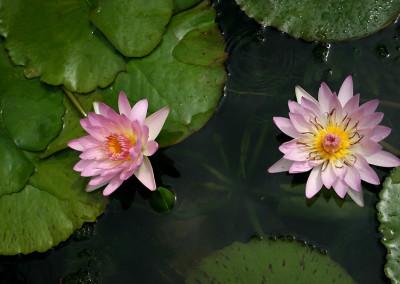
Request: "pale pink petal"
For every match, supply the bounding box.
[278,139,298,153]
[68,135,99,151]
[134,156,156,190]
[144,106,170,141]
[321,162,337,189]
[328,91,343,118]
[86,181,108,192]
[347,187,364,207]
[283,147,308,161]
[332,163,348,180]
[370,125,391,142]
[301,97,322,118]
[88,174,115,186]
[81,166,103,177]
[129,99,148,124]
[289,113,310,133]
[332,179,348,198]
[268,158,294,173]
[288,161,314,173]
[305,166,323,198]
[118,92,132,116]
[343,94,360,114]
[98,102,120,121]
[288,100,303,114]
[73,159,94,172]
[354,155,380,185]
[359,99,379,115]
[295,85,319,105]
[143,140,158,156]
[352,141,382,156]
[80,120,109,141]
[365,150,400,167]
[273,117,299,138]
[318,82,333,114]
[79,147,107,160]
[337,75,353,106]
[119,158,142,181]
[103,176,124,196]
[344,166,361,192]
[92,102,100,114]
[358,112,384,129]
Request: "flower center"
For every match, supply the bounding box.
[322,133,342,154]
[105,133,133,161]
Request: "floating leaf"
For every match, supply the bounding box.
[149,187,176,213]
[41,91,103,158]
[377,166,400,283]
[235,0,400,42]
[173,0,203,13]
[0,150,108,255]
[0,0,125,93]
[102,1,227,147]
[90,0,173,57]
[186,238,355,283]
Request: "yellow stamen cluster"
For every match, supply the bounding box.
[297,109,363,169]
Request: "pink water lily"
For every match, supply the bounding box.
[268,76,400,206]
[68,91,169,196]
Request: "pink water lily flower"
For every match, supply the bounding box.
[68,92,169,196]
[268,76,400,206]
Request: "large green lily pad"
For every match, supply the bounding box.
[0,0,125,93]
[0,150,108,255]
[102,1,227,147]
[90,0,173,57]
[377,166,400,283]
[173,0,203,13]
[0,41,108,255]
[186,238,355,283]
[235,0,400,42]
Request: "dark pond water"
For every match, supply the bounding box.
[1,0,400,283]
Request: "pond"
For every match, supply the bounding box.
[1,0,399,283]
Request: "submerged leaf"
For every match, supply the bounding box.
[102,1,227,147]
[90,0,173,57]
[235,0,400,42]
[186,238,355,283]
[0,0,125,93]
[377,166,400,283]
[149,187,176,213]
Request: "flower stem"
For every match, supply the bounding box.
[380,141,400,156]
[245,198,265,237]
[62,86,87,118]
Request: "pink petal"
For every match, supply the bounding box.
[359,99,379,115]
[273,117,299,138]
[352,140,382,156]
[328,91,343,118]
[119,159,141,181]
[98,102,120,121]
[332,163,348,180]
[89,174,115,186]
[283,146,308,161]
[79,146,107,160]
[118,92,132,116]
[321,162,337,189]
[365,150,400,167]
[73,159,94,172]
[278,139,298,153]
[358,112,384,129]
[347,187,364,207]
[144,106,170,141]
[337,75,353,106]
[288,161,314,173]
[143,140,158,156]
[288,100,303,114]
[305,166,323,198]
[295,86,319,105]
[86,181,108,192]
[354,155,380,185]
[288,113,310,133]
[370,125,391,142]
[343,94,360,114]
[268,158,294,173]
[318,82,333,114]
[134,156,156,190]
[103,176,124,196]
[332,179,348,198]
[129,99,148,124]
[344,166,361,192]
[68,135,99,151]
[80,120,109,141]
[301,97,322,118]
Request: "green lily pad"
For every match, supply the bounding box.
[41,91,103,158]
[377,166,400,283]
[186,238,355,283]
[102,1,227,147]
[0,0,126,93]
[0,150,108,255]
[90,0,173,57]
[235,0,400,42]
[173,0,203,13]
